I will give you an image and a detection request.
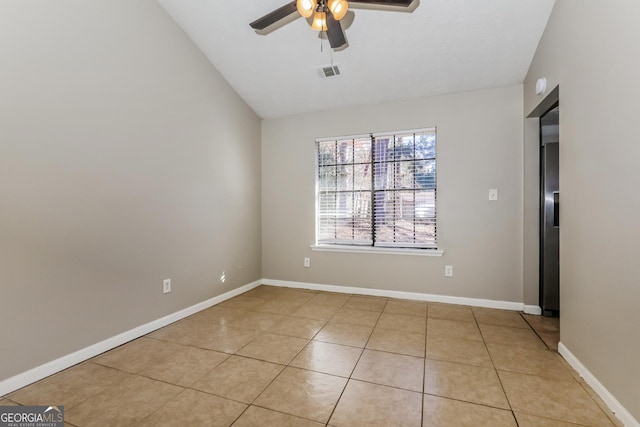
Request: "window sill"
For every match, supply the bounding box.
[311,245,444,257]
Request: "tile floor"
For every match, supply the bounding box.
[1,286,621,427]
[523,313,561,351]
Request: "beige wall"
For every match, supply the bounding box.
[262,86,525,302]
[524,0,640,419]
[0,1,261,380]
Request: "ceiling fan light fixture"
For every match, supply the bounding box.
[311,10,328,31]
[328,0,348,21]
[296,0,318,18]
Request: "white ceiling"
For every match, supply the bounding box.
[158,0,555,119]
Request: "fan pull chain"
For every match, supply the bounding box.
[319,29,334,68]
[328,35,335,67]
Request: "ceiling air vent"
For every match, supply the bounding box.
[319,65,341,79]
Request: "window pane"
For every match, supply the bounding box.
[353,164,371,190]
[415,159,436,189]
[336,139,353,164]
[415,190,436,219]
[318,192,337,214]
[353,138,372,164]
[337,166,351,191]
[393,134,415,161]
[415,132,436,159]
[319,166,337,191]
[374,138,393,163]
[318,141,336,166]
[399,161,415,189]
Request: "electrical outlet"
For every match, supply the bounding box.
[444,265,453,277]
[489,189,498,201]
[220,271,226,283]
[304,257,310,268]
[163,279,171,294]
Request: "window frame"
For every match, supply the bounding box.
[314,127,441,255]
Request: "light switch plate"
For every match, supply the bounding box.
[445,265,453,277]
[489,189,498,201]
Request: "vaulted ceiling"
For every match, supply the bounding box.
[159,0,556,119]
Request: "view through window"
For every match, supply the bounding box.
[316,128,437,249]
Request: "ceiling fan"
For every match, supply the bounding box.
[250,0,416,50]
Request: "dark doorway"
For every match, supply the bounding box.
[539,104,560,317]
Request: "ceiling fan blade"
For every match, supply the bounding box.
[349,0,414,6]
[326,13,347,49]
[250,1,298,30]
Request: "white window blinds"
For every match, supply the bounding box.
[316,128,437,249]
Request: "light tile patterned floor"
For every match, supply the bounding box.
[1,286,621,426]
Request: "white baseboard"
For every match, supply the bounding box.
[0,279,261,397]
[523,305,542,315]
[558,342,638,427]
[261,278,525,311]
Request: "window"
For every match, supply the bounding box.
[316,128,437,250]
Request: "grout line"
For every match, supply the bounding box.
[228,404,251,426]
[574,378,616,417]
[421,303,428,427]
[344,377,423,395]
[187,380,271,407]
[519,312,559,352]
[133,387,190,426]
[423,392,514,412]
[471,307,518,424]
[322,294,383,425]
[248,402,327,425]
